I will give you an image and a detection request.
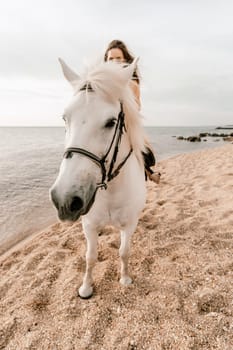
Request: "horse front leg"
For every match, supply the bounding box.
[78,226,98,299]
[119,221,138,286]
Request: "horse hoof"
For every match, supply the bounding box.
[78,285,93,299]
[120,276,132,286]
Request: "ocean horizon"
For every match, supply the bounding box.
[0,125,228,254]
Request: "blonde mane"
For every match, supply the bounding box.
[74,62,148,165]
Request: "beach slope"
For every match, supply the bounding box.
[0,144,232,349]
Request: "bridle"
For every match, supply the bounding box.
[63,101,132,191]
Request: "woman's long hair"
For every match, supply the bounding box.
[104,40,140,84]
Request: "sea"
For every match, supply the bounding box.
[0,126,228,254]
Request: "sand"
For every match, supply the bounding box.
[0,144,232,350]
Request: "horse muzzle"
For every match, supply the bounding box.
[50,186,97,222]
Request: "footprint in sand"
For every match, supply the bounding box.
[23,251,49,272]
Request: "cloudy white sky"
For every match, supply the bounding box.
[0,0,232,126]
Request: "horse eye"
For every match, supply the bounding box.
[104,118,116,129]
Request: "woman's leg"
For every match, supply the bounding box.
[142,147,161,184]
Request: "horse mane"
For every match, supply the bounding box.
[74,62,148,166]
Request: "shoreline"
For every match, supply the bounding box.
[0,125,230,257]
[0,219,56,258]
[0,143,232,259]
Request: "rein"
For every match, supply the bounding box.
[63,102,132,190]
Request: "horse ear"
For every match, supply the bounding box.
[58,58,80,87]
[122,57,140,82]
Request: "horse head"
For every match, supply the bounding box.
[50,58,141,221]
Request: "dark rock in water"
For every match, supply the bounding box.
[176,131,232,142]
[199,132,209,138]
[223,136,233,142]
[216,126,233,130]
[187,136,201,142]
[177,127,233,142]
[209,133,229,137]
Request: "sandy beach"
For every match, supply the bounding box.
[0,144,232,350]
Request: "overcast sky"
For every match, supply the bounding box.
[0,0,232,126]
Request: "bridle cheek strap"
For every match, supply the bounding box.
[63,103,132,190]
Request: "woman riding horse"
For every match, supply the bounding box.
[104,39,160,184]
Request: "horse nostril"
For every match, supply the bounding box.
[70,196,83,212]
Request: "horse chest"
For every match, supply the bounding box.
[86,193,132,229]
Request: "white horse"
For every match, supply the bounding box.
[50,58,148,298]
